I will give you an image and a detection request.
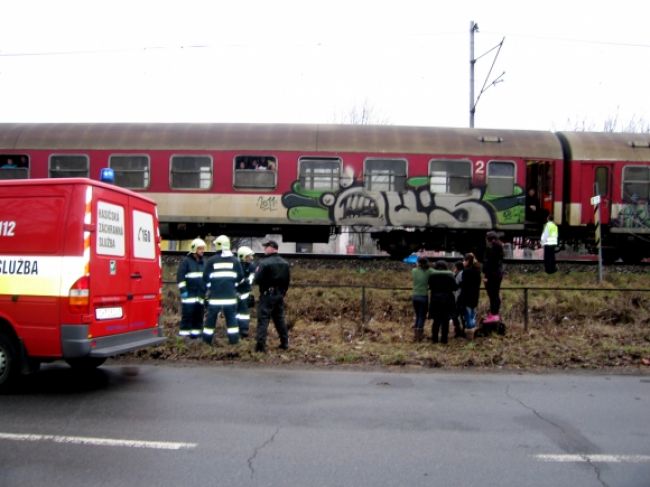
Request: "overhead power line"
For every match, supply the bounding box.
[480,31,650,49]
[1,30,648,59]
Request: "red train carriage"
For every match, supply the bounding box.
[0,123,647,260]
[0,123,562,256]
[558,131,650,262]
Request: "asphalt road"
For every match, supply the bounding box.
[1,363,649,487]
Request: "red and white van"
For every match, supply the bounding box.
[0,178,165,389]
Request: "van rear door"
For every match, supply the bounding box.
[91,186,132,338]
[127,196,161,333]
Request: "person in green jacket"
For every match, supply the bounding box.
[411,257,433,342]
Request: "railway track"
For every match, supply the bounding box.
[162,251,650,272]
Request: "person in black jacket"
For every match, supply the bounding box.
[483,231,504,323]
[176,238,207,339]
[459,252,482,339]
[254,240,291,352]
[525,187,542,224]
[428,260,458,344]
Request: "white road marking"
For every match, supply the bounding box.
[0,432,197,450]
[535,454,650,463]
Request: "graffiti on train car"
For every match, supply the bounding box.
[282,169,526,228]
[257,195,280,212]
[612,199,650,229]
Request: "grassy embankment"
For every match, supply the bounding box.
[133,257,650,371]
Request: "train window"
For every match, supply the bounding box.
[594,167,609,196]
[486,160,515,196]
[49,154,89,178]
[364,158,407,192]
[233,155,277,189]
[622,166,650,201]
[109,155,150,189]
[0,154,29,180]
[299,157,341,191]
[429,159,472,194]
[170,155,212,190]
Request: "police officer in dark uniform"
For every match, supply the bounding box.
[254,240,290,352]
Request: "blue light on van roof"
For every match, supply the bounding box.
[100,168,115,183]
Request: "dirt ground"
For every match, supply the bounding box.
[133,257,650,372]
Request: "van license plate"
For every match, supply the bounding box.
[96,307,124,320]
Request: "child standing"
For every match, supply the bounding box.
[452,260,465,338]
[460,253,482,339]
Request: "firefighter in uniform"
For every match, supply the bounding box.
[541,214,559,274]
[176,238,206,339]
[254,240,290,353]
[202,235,244,345]
[236,246,256,338]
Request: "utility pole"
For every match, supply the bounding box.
[469,21,478,128]
[469,21,505,128]
[592,183,604,283]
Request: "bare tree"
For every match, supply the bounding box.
[603,113,650,133]
[563,110,650,133]
[333,100,390,254]
[335,99,390,125]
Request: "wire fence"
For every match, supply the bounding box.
[164,281,650,331]
[294,284,650,331]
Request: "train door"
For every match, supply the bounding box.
[580,164,613,225]
[525,160,554,223]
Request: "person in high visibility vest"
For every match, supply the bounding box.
[541,214,559,274]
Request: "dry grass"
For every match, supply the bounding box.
[132,258,650,371]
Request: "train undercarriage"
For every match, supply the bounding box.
[371,225,649,263]
[160,220,647,263]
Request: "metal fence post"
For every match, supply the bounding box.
[524,287,529,331]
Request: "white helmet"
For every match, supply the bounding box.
[237,246,254,261]
[215,234,231,251]
[189,238,206,254]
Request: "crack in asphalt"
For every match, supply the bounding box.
[247,427,280,478]
[505,385,610,487]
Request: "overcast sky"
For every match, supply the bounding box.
[1,0,649,131]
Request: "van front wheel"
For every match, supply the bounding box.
[0,333,20,392]
[65,357,107,370]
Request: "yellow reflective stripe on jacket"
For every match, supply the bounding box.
[181,297,204,304]
[209,271,238,280]
[208,298,238,306]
